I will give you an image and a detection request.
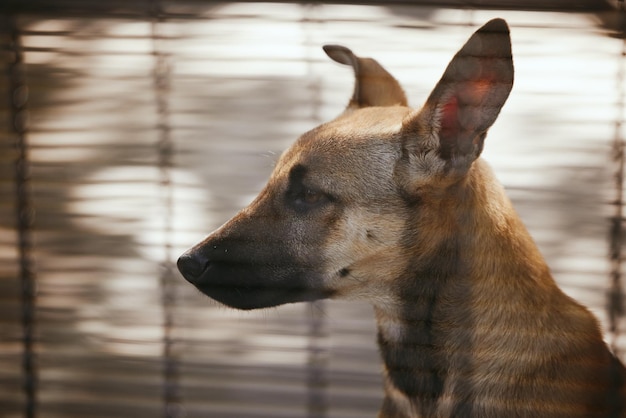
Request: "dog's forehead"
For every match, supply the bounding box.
[284,106,411,165]
[272,107,411,198]
[313,106,410,145]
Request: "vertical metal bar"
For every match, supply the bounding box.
[302,5,329,418]
[7,15,37,418]
[151,3,182,417]
[306,300,329,418]
[609,0,626,355]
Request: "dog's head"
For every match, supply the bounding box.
[177,18,514,310]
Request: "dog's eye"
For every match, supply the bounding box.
[300,189,322,204]
[287,187,329,211]
[294,188,325,206]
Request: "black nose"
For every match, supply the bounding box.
[177,251,209,284]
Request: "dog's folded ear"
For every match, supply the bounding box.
[323,44,408,109]
[403,18,514,174]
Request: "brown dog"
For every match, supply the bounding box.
[178,19,626,417]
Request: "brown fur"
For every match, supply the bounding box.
[178,19,626,417]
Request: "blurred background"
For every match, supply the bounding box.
[1,1,625,417]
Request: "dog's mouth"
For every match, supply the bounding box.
[193,281,319,310]
[177,256,329,310]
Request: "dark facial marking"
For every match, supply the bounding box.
[285,164,331,212]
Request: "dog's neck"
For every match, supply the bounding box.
[374,230,474,416]
[374,159,561,416]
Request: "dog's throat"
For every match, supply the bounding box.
[374,236,474,415]
[374,277,451,415]
[377,311,446,416]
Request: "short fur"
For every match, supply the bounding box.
[178,19,626,417]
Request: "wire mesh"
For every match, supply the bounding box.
[6,14,38,418]
[0,2,625,418]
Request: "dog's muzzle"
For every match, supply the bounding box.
[176,245,331,310]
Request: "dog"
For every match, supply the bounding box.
[177,18,626,417]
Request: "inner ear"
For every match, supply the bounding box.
[323,44,408,109]
[404,18,514,168]
[438,95,460,160]
[437,94,487,161]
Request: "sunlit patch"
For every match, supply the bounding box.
[69,165,213,261]
[69,166,214,356]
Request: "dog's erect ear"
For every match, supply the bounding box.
[403,18,513,173]
[323,44,408,109]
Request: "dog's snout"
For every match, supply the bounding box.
[177,251,210,284]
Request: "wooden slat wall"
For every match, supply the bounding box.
[0,2,624,417]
